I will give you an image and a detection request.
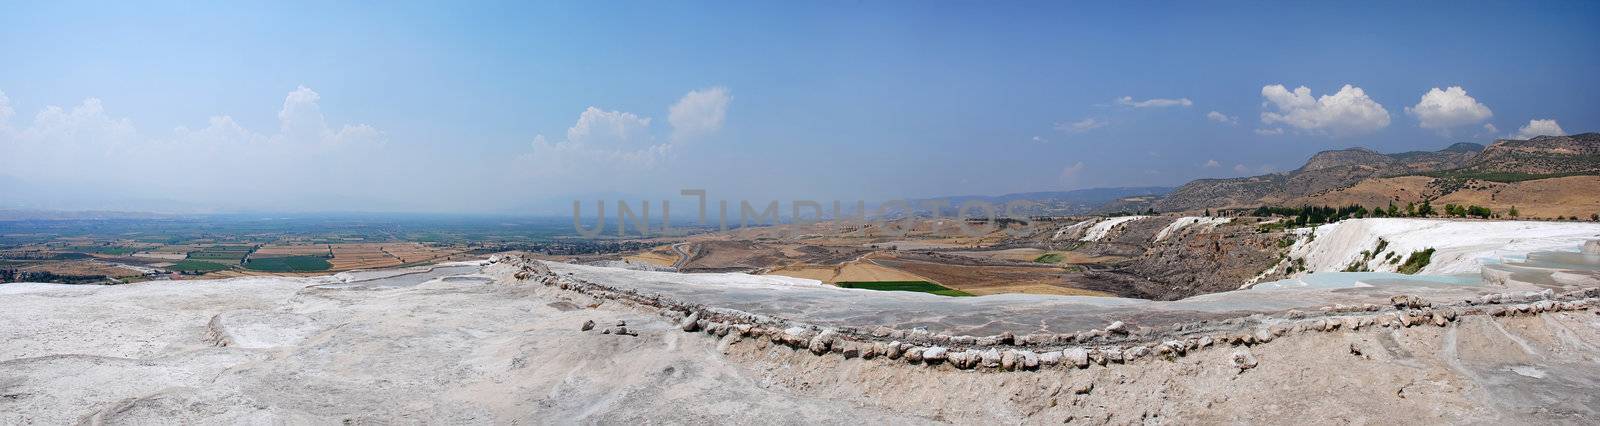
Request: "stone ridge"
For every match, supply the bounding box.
[490,254,1600,373]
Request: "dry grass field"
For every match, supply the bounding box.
[765,257,931,283]
[623,245,678,267]
[871,255,1110,297]
[1434,176,1600,219]
[131,251,188,260]
[1293,175,1600,219]
[246,243,461,271]
[19,260,144,278]
[328,244,397,270]
[944,248,1049,262]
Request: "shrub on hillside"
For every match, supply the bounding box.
[1397,248,1436,275]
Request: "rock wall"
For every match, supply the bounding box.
[1068,217,1290,300]
[492,254,1600,373]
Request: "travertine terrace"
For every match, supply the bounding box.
[4,220,1600,423]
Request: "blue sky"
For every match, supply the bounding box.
[1,1,1597,213]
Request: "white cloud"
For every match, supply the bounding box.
[1206,111,1237,125]
[1233,164,1250,173]
[1259,84,1390,137]
[1512,119,1566,139]
[174,115,265,145]
[275,86,384,147]
[1117,96,1192,108]
[1254,127,1284,136]
[1056,118,1107,133]
[1204,159,1221,168]
[18,98,140,151]
[1031,135,1048,143]
[1405,86,1492,133]
[1482,123,1498,134]
[527,107,669,175]
[668,86,730,142]
[0,86,398,210]
[567,107,653,147]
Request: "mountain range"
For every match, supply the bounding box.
[1149,133,1600,216]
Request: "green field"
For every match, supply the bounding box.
[837,281,974,297]
[168,260,230,272]
[244,255,331,272]
[67,246,139,256]
[1033,253,1064,263]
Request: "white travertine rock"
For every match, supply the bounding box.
[1129,345,1150,360]
[679,312,702,332]
[1020,350,1040,369]
[980,349,1002,368]
[922,346,948,362]
[869,342,889,359]
[834,341,861,358]
[1341,316,1361,330]
[1065,348,1090,368]
[1000,350,1019,371]
[946,350,969,369]
[905,347,925,363]
[1088,349,1106,366]
[1103,348,1124,364]
[1231,350,1258,372]
[783,327,815,347]
[1038,350,1062,366]
[1253,328,1274,344]
[808,329,837,355]
[1162,340,1185,355]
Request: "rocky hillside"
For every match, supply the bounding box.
[1289,175,1600,219]
[1053,216,1291,300]
[1153,133,1600,212]
[1454,133,1600,175]
[909,187,1172,217]
[1155,143,1482,212]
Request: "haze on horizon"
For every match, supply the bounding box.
[1,1,1597,215]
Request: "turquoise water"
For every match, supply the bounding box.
[1253,247,1600,291]
[1252,271,1482,290]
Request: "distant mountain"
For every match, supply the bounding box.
[1154,142,1484,212]
[1151,133,1600,212]
[908,187,1173,217]
[1454,133,1600,175]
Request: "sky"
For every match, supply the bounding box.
[1,1,1597,214]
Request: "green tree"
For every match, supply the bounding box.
[1508,206,1519,217]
